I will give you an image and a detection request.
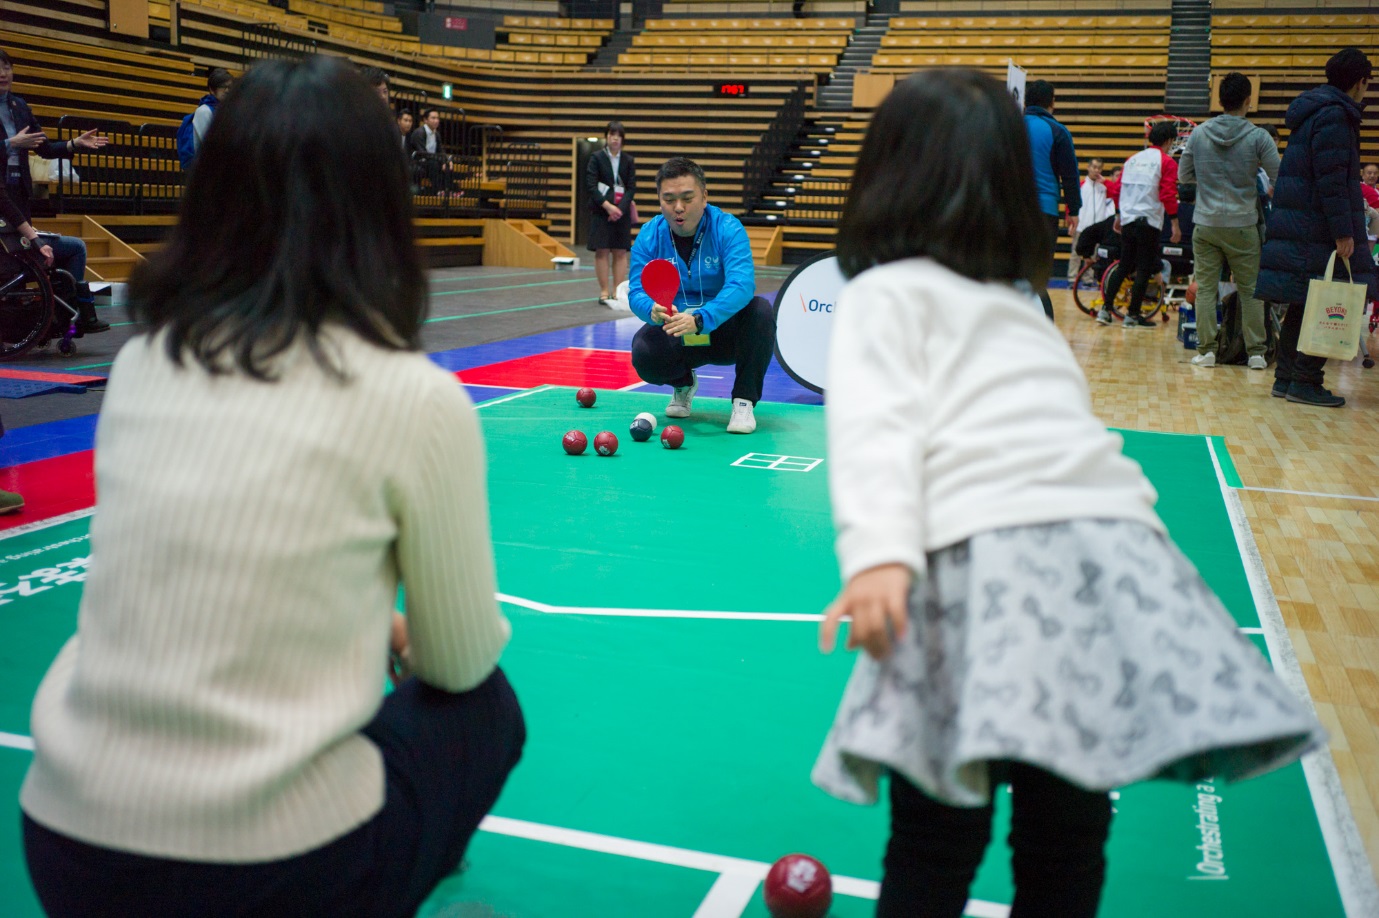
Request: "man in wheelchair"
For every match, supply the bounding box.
[2,48,109,337]
[0,187,93,357]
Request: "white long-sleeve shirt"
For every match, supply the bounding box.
[826,258,1164,582]
[1079,177,1117,225]
[22,328,510,862]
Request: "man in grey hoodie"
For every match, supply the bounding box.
[1180,73,1281,369]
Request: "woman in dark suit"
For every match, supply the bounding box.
[584,121,636,305]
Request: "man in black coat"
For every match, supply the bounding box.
[1258,48,1375,407]
[407,108,446,195]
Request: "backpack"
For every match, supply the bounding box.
[176,95,217,170]
[176,111,198,170]
[1215,292,1278,365]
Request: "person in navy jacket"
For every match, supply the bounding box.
[628,157,775,434]
[1258,47,1375,408]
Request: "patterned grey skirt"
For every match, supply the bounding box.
[811,519,1326,808]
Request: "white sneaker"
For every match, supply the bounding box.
[727,398,756,434]
[1191,352,1216,367]
[665,371,697,418]
[1247,355,1267,370]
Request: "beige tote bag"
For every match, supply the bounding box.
[1297,252,1367,360]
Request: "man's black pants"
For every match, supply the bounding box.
[631,296,776,404]
[1102,219,1162,318]
[1274,300,1328,387]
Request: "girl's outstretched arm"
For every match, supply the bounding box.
[820,563,912,659]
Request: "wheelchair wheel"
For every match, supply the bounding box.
[1071,260,1106,317]
[0,256,56,360]
[1100,259,1166,321]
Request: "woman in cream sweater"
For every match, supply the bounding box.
[20,57,524,917]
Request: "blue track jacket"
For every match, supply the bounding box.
[1024,106,1081,219]
[628,203,755,334]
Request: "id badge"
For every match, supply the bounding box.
[613,184,625,204]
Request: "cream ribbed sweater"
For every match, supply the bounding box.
[827,258,1166,582]
[21,328,510,862]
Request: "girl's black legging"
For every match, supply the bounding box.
[877,764,1113,918]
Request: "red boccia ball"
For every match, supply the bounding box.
[594,431,618,456]
[561,430,587,455]
[576,387,597,408]
[763,854,832,918]
[660,425,684,450]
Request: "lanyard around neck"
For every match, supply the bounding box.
[669,217,708,308]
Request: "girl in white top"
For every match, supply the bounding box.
[21,58,524,918]
[810,69,1324,918]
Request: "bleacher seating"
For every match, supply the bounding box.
[621,17,851,73]
[496,16,613,67]
[662,0,864,17]
[873,15,1169,71]
[1211,11,1378,163]
[19,0,1379,265]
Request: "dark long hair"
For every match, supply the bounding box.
[836,68,1050,289]
[129,56,426,380]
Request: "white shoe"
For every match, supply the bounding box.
[665,371,697,418]
[727,398,756,434]
[1247,355,1267,370]
[1191,352,1216,367]
[1096,308,1113,326]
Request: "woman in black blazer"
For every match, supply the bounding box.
[584,121,636,304]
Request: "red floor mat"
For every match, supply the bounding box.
[0,450,95,530]
[454,348,641,390]
[0,369,107,385]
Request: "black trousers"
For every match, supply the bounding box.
[1103,219,1162,318]
[1273,300,1328,387]
[24,668,525,918]
[1034,213,1059,322]
[5,171,33,222]
[631,296,776,404]
[877,765,1112,918]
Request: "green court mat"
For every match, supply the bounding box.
[0,388,1345,917]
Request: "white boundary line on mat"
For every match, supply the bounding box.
[496,593,824,622]
[1206,437,1379,917]
[0,508,95,542]
[0,731,33,751]
[480,815,1009,918]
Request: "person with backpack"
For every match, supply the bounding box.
[178,68,233,171]
[1180,73,1280,370]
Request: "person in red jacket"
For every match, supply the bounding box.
[1098,123,1181,328]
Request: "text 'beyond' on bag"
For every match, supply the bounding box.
[1297,252,1367,361]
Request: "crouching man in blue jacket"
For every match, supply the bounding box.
[628,157,776,434]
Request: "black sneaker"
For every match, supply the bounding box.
[1271,380,1289,398]
[1122,314,1157,329]
[1285,382,1345,408]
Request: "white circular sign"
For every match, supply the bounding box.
[773,252,846,394]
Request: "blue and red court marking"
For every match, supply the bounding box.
[0,316,820,531]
